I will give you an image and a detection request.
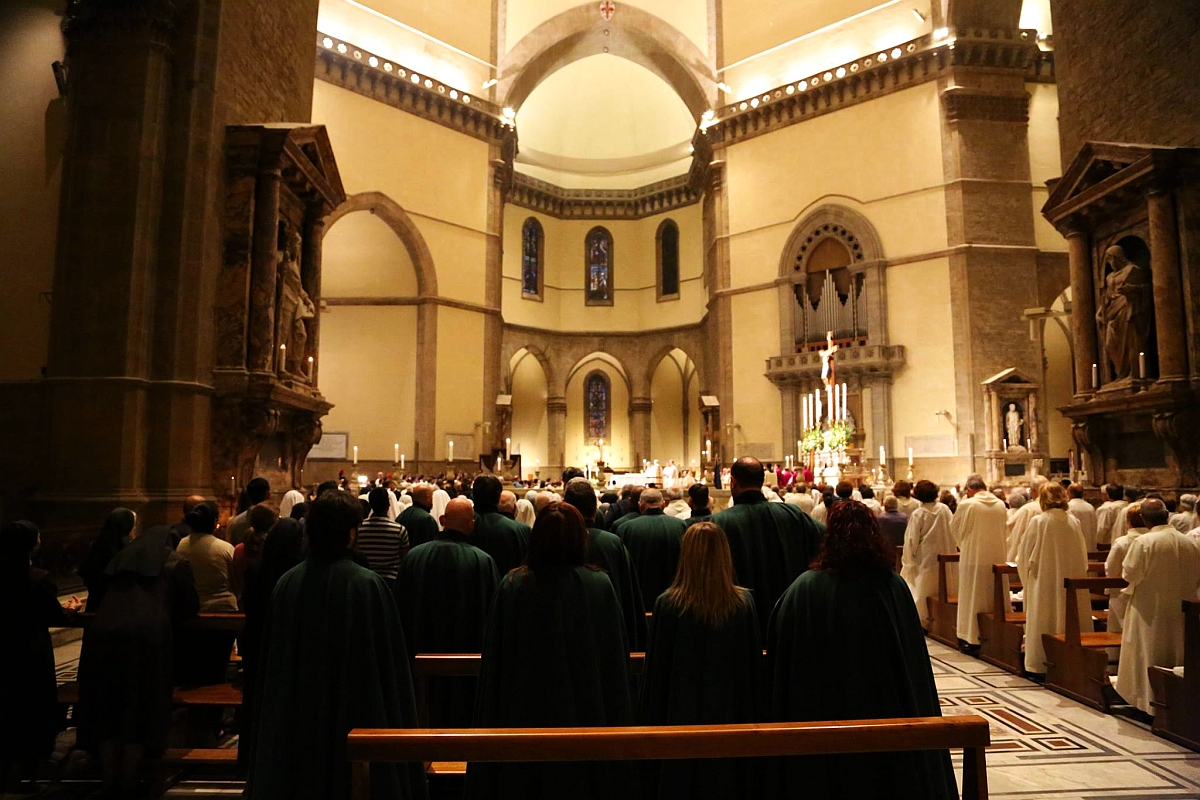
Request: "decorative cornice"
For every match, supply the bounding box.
[765,344,907,386]
[704,29,1043,146]
[508,171,700,221]
[314,33,514,146]
[942,87,1029,123]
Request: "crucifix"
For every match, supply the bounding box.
[819,331,839,426]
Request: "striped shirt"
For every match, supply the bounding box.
[356,515,409,580]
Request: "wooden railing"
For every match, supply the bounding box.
[347,715,992,800]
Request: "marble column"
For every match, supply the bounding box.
[1146,187,1188,381]
[546,396,568,473]
[1066,228,1098,393]
[248,163,282,373]
[630,396,653,466]
[780,384,800,462]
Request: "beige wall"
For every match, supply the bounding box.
[501,204,706,331]
[509,349,549,469]
[322,211,419,297]
[436,306,486,459]
[0,2,64,381]
[505,0,709,56]
[649,350,700,467]
[1028,82,1068,253]
[566,358,631,469]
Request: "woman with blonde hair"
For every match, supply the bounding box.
[640,521,763,800]
[1017,482,1093,674]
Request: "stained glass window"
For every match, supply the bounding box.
[584,371,610,441]
[585,226,613,306]
[657,219,679,300]
[521,218,543,299]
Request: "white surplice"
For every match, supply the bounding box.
[1105,527,1148,634]
[895,496,921,515]
[1095,499,1130,546]
[1068,498,1099,552]
[1171,510,1198,535]
[901,501,957,628]
[953,491,1009,645]
[1016,508,1093,674]
[1006,499,1043,562]
[1115,526,1200,714]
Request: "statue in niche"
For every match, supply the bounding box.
[1095,244,1153,380]
[1005,403,1024,449]
[276,229,316,377]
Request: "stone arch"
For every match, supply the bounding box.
[643,344,695,397]
[777,202,885,279]
[507,343,557,395]
[565,350,633,393]
[325,191,438,298]
[499,4,716,121]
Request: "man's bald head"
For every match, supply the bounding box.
[639,488,664,511]
[1140,497,1169,526]
[441,497,475,534]
[412,484,434,506]
[729,457,765,495]
[499,491,517,516]
[535,491,557,513]
[182,494,207,515]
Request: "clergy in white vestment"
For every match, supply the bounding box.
[952,475,1009,646]
[1094,484,1130,546]
[1115,498,1200,714]
[1006,476,1049,561]
[1105,502,1149,634]
[662,460,679,489]
[892,481,921,515]
[784,487,815,514]
[1016,483,1093,674]
[901,480,958,629]
[1066,484,1099,552]
[1111,488,1147,542]
[1170,494,1198,535]
[859,486,882,515]
[663,487,690,518]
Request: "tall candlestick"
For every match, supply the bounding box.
[802,396,809,430]
[1003,438,1008,451]
[353,445,358,466]
[400,454,405,470]
[879,445,886,465]
[797,439,803,457]
[1091,363,1099,390]
[1027,438,1032,451]
[1138,352,1146,379]
[505,437,511,460]
[841,382,848,421]
[815,392,822,424]
[448,441,454,462]
[826,385,833,423]
[394,443,399,464]
[832,384,839,422]
[908,447,913,467]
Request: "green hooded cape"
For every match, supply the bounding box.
[587,526,647,650]
[471,510,531,576]
[618,509,686,610]
[398,503,439,549]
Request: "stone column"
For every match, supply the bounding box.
[414,301,438,464]
[630,396,653,466]
[248,163,282,372]
[866,376,894,469]
[1065,228,1098,394]
[302,210,326,385]
[546,396,568,474]
[780,384,800,462]
[1146,187,1188,381]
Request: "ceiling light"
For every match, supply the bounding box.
[482,78,498,89]
[368,56,378,67]
[322,37,333,48]
[717,82,733,93]
[502,107,516,119]
[933,27,950,40]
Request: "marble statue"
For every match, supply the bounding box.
[276,230,316,376]
[1095,244,1153,380]
[1005,403,1023,448]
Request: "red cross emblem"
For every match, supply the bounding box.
[599,1,615,21]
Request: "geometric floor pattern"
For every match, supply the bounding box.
[930,640,1200,798]
[49,637,1200,798]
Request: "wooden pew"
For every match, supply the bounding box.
[978,563,1024,675]
[347,716,993,800]
[57,612,245,632]
[927,553,960,647]
[1149,600,1200,752]
[1042,576,1125,711]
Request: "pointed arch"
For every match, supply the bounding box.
[325,191,438,298]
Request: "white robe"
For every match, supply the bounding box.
[1095,499,1129,546]
[811,503,828,523]
[953,491,1009,645]
[901,501,957,628]
[663,499,690,518]
[1105,528,1148,634]
[1067,498,1099,552]
[1115,526,1200,714]
[895,496,921,515]
[1016,508,1093,674]
[1170,510,1198,535]
[861,498,883,516]
[785,492,815,514]
[279,489,305,520]
[1006,499,1043,562]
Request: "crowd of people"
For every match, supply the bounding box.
[5,463,1200,799]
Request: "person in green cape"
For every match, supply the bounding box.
[394,496,500,726]
[470,475,531,575]
[246,491,428,800]
[711,457,825,633]
[466,502,635,800]
[562,477,647,651]
[767,500,957,800]
[398,484,440,549]
[640,521,765,800]
[619,488,687,610]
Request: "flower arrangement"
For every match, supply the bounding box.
[801,421,852,453]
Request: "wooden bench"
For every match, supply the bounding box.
[927,553,960,647]
[1043,576,1126,711]
[347,715,993,800]
[57,612,245,632]
[978,563,1024,675]
[58,682,242,707]
[1149,600,1200,752]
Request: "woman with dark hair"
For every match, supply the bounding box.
[768,501,956,799]
[77,525,199,797]
[900,479,957,629]
[81,508,137,612]
[640,522,764,800]
[1,522,76,792]
[237,518,306,768]
[467,502,634,800]
[175,502,237,689]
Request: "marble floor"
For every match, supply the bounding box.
[30,637,1200,799]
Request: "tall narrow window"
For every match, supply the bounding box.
[584,371,611,441]
[657,219,680,300]
[584,226,614,306]
[521,218,543,299]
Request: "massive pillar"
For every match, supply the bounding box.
[630,397,653,467]
[1065,228,1097,395]
[1146,186,1188,382]
[546,396,567,477]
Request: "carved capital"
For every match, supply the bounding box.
[1153,409,1200,486]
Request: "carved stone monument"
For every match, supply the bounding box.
[982,368,1042,484]
[1044,144,1200,490]
[213,125,345,497]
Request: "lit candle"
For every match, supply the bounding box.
[353,445,358,465]
[879,445,886,464]
[400,454,405,470]
[841,382,848,421]
[908,447,914,467]
[505,437,511,460]
[1027,438,1032,451]
[1138,352,1146,378]
[1091,363,1099,389]
[832,384,839,422]
[797,439,802,456]
[394,443,400,464]
[231,476,236,495]
[448,441,454,462]
[1003,438,1008,451]
[802,396,808,430]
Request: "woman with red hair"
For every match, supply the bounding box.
[768,500,956,799]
